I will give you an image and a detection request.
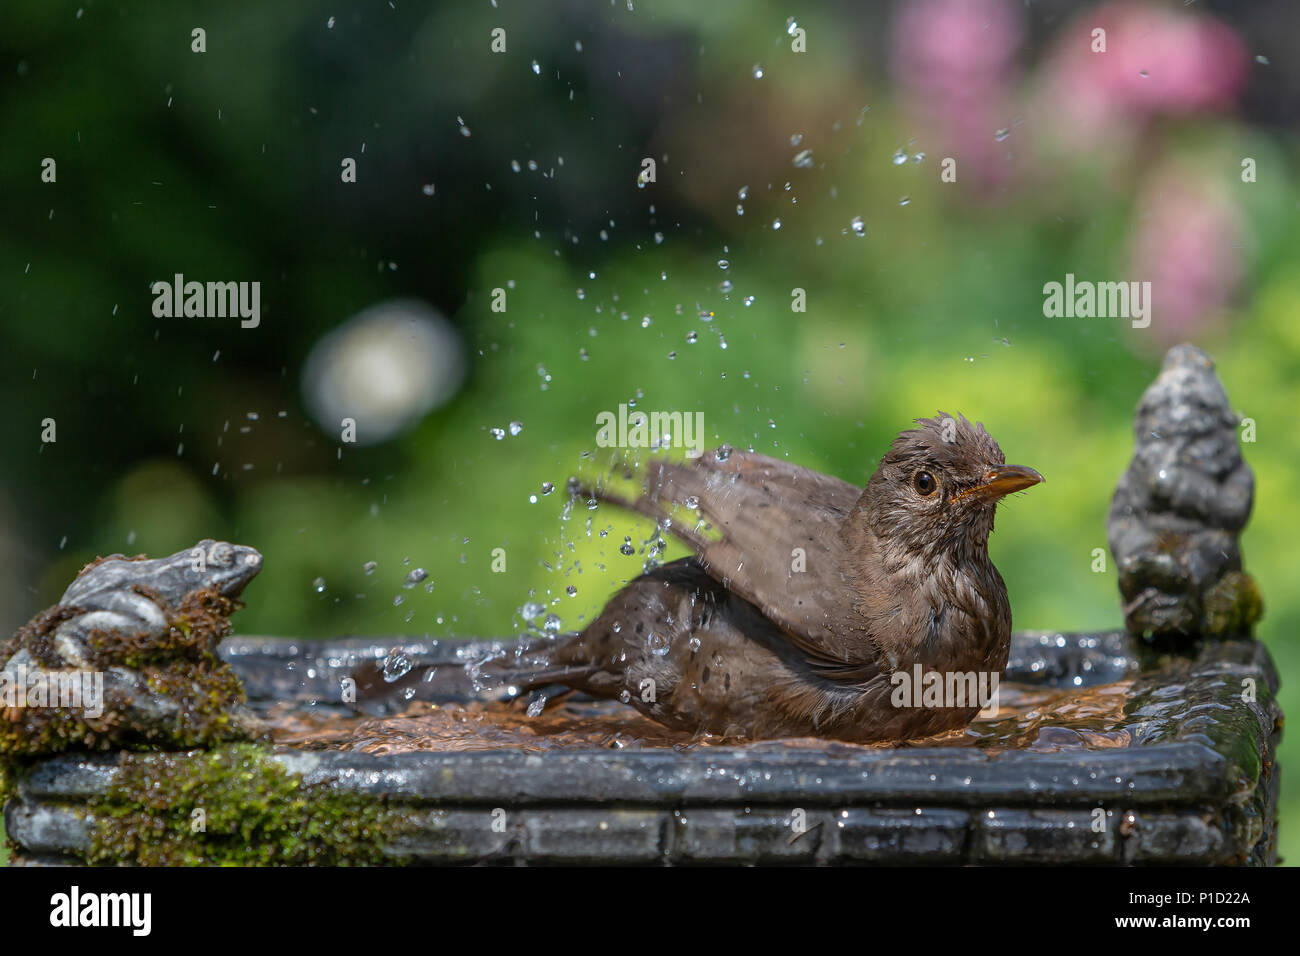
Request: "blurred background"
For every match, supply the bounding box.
[2,0,1297,862]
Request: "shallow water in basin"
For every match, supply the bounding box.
[265,678,1138,754]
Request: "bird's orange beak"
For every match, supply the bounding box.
[956,464,1044,503]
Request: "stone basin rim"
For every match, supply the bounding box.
[15,738,1240,808]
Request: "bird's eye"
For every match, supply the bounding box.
[913,471,937,496]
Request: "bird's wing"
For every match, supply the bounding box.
[587,447,880,679]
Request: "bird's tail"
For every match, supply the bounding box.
[346,634,599,716]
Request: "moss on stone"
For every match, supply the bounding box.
[0,603,84,670]
[85,744,414,866]
[1202,571,1264,637]
[0,758,13,862]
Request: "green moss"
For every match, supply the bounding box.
[0,759,12,864]
[1203,571,1265,637]
[85,744,415,866]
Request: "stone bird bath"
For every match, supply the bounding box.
[1,346,1281,865]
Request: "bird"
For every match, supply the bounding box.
[363,414,1042,743]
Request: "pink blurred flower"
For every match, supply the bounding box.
[1038,2,1247,143]
[1130,170,1245,346]
[892,0,1022,98]
[890,0,1024,192]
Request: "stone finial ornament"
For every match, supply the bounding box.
[1107,345,1262,638]
[0,540,265,755]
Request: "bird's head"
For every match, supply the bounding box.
[864,413,1043,563]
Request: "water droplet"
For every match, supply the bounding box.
[362,561,377,575]
[686,330,698,344]
[526,696,546,717]
[892,148,908,166]
[716,444,732,461]
[521,601,545,621]
[489,427,506,440]
[381,652,413,682]
[647,631,671,655]
[312,577,327,594]
[619,537,636,556]
[772,218,782,230]
[792,148,814,168]
[541,481,555,495]
[421,183,435,196]
[898,196,910,206]
[737,185,749,200]
[403,568,428,588]
[912,152,926,163]
[994,128,1009,142]
[509,421,523,436]
[327,16,335,29]
[1255,54,1271,65]
[684,495,700,509]
[849,216,866,237]
[752,64,764,79]
[531,60,541,75]
[717,259,729,270]
[566,585,577,597]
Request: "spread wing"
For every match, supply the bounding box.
[586,447,879,679]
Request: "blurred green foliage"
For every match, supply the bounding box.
[2,0,1297,866]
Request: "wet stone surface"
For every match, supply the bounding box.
[4,629,1282,865]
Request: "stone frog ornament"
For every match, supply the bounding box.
[0,540,265,755]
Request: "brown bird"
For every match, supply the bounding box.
[366,414,1042,743]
